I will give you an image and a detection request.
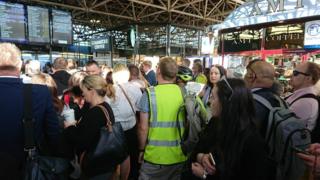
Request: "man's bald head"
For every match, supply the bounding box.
[251,61,275,80]
[245,60,275,88]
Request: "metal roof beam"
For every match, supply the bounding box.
[129,0,167,11]
[171,0,203,9]
[91,0,112,9]
[206,0,224,17]
[140,10,166,19]
[204,0,208,17]
[170,9,222,22]
[191,3,202,17]
[229,0,245,4]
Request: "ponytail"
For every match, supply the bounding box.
[105,83,116,101]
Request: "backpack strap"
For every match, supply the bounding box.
[289,93,320,143]
[289,93,317,106]
[176,87,186,141]
[283,93,293,101]
[23,84,36,151]
[253,93,288,141]
[253,94,273,110]
[253,93,288,109]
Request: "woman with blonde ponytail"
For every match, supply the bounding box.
[105,64,143,180]
[105,83,116,101]
[63,75,118,179]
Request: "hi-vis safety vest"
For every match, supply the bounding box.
[195,73,207,85]
[144,84,187,165]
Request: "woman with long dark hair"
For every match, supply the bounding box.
[198,65,226,120]
[191,78,272,179]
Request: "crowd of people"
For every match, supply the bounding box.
[1,42,320,180]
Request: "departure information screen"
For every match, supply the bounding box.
[0,2,26,41]
[52,9,72,44]
[27,6,50,43]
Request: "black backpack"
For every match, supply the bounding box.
[289,93,320,143]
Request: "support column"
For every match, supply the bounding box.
[49,46,52,63]
[221,33,225,66]
[110,36,113,68]
[197,30,201,56]
[261,28,266,60]
[166,24,171,56]
[135,25,140,64]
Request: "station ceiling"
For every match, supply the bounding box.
[24,0,243,30]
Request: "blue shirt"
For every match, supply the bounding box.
[138,91,150,113]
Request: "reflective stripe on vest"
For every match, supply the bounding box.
[149,86,158,122]
[148,88,184,146]
[148,140,180,147]
[144,84,187,165]
[150,121,184,128]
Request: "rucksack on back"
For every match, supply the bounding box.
[253,94,311,180]
[177,89,208,155]
[288,93,320,143]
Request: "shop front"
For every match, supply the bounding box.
[212,0,320,69]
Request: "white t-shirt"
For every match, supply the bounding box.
[105,82,142,131]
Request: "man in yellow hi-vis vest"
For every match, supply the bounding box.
[137,57,187,180]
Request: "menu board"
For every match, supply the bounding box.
[0,2,26,41]
[52,9,72,44]
[27,6,50,43]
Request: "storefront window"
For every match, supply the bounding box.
[220,29,262,52]
[265,24,304,49]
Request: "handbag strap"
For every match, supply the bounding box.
[118,84,135,115]
[23,84,36,150]
[96,105,112,128]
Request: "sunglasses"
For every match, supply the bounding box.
[220,76,233,100]
[292,70,310,77]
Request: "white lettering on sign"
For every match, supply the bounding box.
[250,0,303,15]
[265,33,302,41]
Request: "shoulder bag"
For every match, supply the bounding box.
[81,105,128,177]
[118,85,136,116]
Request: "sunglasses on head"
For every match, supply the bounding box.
[292,70,310,77]
[220,76,233,101]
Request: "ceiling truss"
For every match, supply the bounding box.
[23,0,242,30]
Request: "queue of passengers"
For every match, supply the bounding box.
[1,42,320,180]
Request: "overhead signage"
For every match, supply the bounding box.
[27,6,50,43]
[266,33,303,42]
[91,37,111,52]
[304,20,320,49]
[0,2,26,42]
[212,0,320,30]
[52,9,72,45]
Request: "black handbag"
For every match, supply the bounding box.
[25,155,69,180]
[23,84,69,180]
[81,105,128,176]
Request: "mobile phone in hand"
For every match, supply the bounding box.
[292,146,312,155]
[209,153,216,165]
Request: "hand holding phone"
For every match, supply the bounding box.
[209,153,216,166]
[292,146,312,155]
